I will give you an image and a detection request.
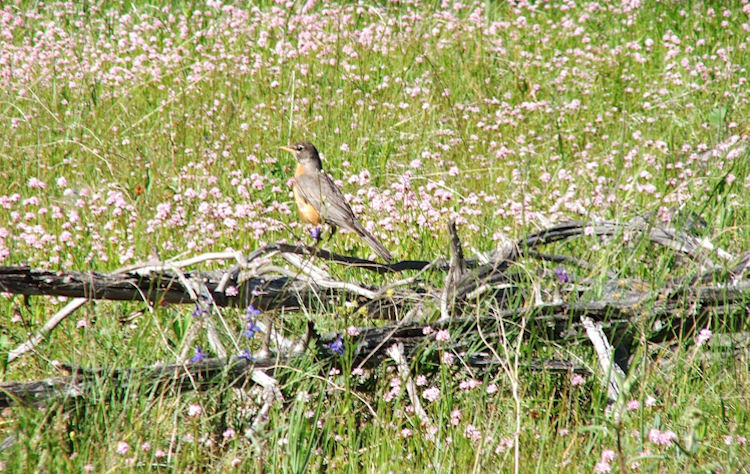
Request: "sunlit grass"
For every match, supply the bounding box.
[1,1,749,472]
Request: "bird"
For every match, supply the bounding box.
[279,141,393,261]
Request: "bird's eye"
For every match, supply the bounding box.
[297,145,303,151]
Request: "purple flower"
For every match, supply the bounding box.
[192,304,208,318]
[243,320,261,339]
[310,227,322,241]
[190,346,206,363]
[327,336,345,355]
[554,266,570,283]
[245,304,261,318]
[238,349,254,361]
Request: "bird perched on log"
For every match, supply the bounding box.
[280,141,393,261]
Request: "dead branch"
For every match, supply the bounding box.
[2,217,749,408]
[0,356,274,408]
[0,319,590,408]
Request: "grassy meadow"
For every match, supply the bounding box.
[1,0,750,471]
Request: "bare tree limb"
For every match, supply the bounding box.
[2,218,749,409]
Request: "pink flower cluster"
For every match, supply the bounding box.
[648,428,678,446]
[0,1,746,270]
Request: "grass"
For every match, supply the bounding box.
[1,0,750,472]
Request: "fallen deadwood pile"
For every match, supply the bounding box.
[1,216,749,410]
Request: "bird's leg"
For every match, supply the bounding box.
[326,224,338,242]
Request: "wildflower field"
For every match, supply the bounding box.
[1,0,749,472]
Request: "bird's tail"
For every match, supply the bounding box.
[353,222,393,261]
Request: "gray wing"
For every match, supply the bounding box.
[295,172,394,261]
[294,172,359,231]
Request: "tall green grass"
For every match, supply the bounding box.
[1,1,749,471]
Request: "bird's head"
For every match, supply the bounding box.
[280,142,322,170]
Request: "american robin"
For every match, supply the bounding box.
[280,141,394,261]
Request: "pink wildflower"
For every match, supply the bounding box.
[648,428,677,446]
[187,404,202,417]
[435,329,450,342]
[27,177,46,189]
[450,409,462,426]
[115,441,130,455]
[570,374,585,386]
[422,386,440,402]
[696,328,712,346]
[464,424,481,441]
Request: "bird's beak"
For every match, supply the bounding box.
[279,146,296,154]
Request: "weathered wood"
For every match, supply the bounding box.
[0,318,593,408]
[1,217,748,408]
[0,357,271,408]
[0,265,349,311]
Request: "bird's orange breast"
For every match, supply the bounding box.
[294,163,306,179]
[293,164,322,225]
